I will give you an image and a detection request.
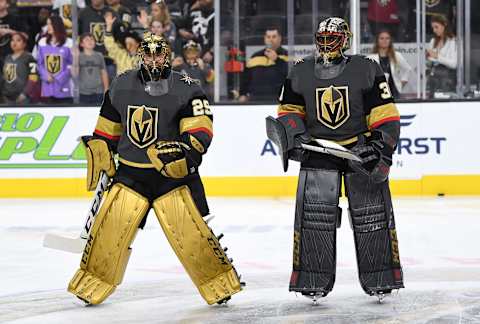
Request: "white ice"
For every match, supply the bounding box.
[1,197,480,323]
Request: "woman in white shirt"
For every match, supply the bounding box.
[367,30,412,99]
[426,14,457,96]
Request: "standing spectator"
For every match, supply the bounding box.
[150,0,177,49]
[73,33,109,104]
[367,0,400,40]
[0,0,27,63]
[239,27,288,102]
[1,33,37,104]
[37,16,73,103]
[30,7,50,55]
[426,0,456,33]
[104,12,140,75]
[426,14,457,96]
[79,0,113,77]
[172,40,213,95]
[53,0,86,36]
[177,0,214,64]
[367,30,412,99]
[106,0,132,37]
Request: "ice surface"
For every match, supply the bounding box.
[1,197,480,323]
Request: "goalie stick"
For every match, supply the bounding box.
[43,172,110,253]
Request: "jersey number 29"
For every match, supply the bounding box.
[192,99,212,116]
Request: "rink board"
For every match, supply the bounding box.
[0,102,477,197]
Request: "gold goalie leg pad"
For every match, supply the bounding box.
[68,183,149,305]
[153,186,242,305]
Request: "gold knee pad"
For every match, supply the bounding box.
[68,183,149,304]
[153,186,242,305]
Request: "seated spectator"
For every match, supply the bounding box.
[1,33,37,104]
[172,40,213,95]
[367,30,412,99]
[37,15,73,104]
[104,11,141,75]
[426,14,457,97]
[239,27,288,102]
[72,33,109,104]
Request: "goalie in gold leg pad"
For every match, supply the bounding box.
[68,184,149,304]
[153,186,242,305]
[67,33,243,305]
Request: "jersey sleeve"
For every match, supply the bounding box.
[277,68,306,119]
[93,90,122,151]
[179,85,213,155]
[364,59,400,145]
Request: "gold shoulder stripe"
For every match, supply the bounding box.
[95,116,122,137]
[247,56,275,68]
[278,104,305,115]
[367,103,400,129]
[179,115,213,136]
[278,55,289,62]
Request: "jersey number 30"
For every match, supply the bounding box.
[379,82,392,99]
[192,99,212,116]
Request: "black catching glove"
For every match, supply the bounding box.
[349,131,396,183]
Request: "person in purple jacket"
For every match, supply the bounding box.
[37,15,73,103]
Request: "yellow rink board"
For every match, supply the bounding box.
[0,175,479,198]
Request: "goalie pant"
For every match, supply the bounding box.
[289,154,404,296]
[68,163,242,305]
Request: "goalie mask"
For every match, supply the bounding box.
[138,33,172,95]
[315,17,352,65]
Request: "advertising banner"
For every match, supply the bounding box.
[0,102,477,181]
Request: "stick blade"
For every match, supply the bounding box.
[43,233,86,254]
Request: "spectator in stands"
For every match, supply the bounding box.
[172,40,213,95]
[31,8,50,55]
[426,14,457,96]
[72,33,109,104]
[106,0,132,32]
[239,27,288,102]
[177,0,214,64]
[104,11,140,75]
[149,0,177,51]
[79,0,113,78]
[367,0,400,40]
[53,0,86,36]
[1,33,37,104]
[426,0,456,35]
[0,0,27,63]
[367,30,412,99]
[37,16,73,103]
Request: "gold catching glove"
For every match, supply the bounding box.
[147,141,191,179]
[83,137,116,191]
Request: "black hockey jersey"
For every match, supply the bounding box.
[278,55,400,146]
[93,70,213,168]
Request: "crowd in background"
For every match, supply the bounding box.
[0,0,214,105]
[0,0,461,105]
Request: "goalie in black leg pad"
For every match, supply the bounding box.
[267,17,403,301]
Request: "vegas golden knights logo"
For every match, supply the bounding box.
[3,63,16,83]
[90,22,105,45]
[46,55,62,74]
[316,86,350,129]
[127,105,158,148]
